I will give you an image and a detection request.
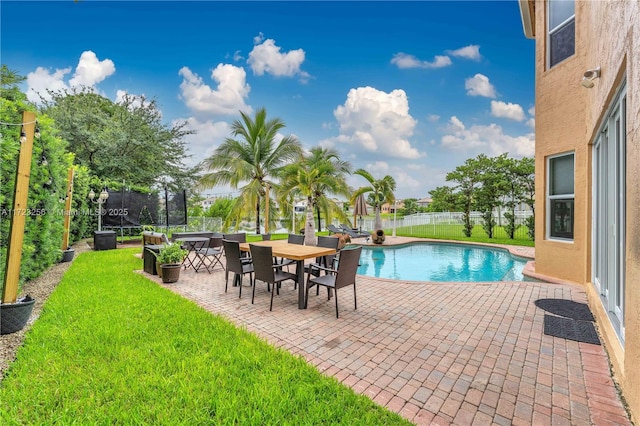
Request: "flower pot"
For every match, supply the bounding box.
[61,248,75,263]
[160,263,182,283]
[372,229,385,244]
[1,295,36,335]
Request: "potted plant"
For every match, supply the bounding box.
[155,243,187,283]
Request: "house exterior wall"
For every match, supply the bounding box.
[528,0,639,421]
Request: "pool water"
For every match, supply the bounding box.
[353,243,527,282]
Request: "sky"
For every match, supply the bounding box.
[1,0,535,200]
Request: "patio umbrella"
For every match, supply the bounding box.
[353,194,368,230]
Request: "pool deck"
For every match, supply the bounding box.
[143,237,631,425]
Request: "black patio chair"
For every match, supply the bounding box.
[222,239,254,298]
[250,244,298,311]
[305,246,362,318]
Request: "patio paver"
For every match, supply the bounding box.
[144,242,630,425]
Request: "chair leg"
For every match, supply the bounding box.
[304,282,311,309]
[353,283,357,310]
[238,274,243,298]
[334,290,339,318]
[270,281,276,311]
[251,279,257,304]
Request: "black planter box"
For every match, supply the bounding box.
[94,231,117,250]
[144,244,162,275]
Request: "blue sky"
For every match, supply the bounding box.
[1,1,535,200]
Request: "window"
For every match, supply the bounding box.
[548,0,575,67]
[547,153,574,240]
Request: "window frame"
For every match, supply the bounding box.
[547,0,575,68]
[546,152,575,241]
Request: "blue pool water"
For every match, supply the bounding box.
[353,243,527,282]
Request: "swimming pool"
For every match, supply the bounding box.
[353,243,528,282]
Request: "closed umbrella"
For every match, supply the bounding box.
[353,194,368,231]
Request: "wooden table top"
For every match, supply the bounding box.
[239,240,336,261]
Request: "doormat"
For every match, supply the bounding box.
[543,314,601,345]
[534,298,595,322]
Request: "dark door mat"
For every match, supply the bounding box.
[543,314,601,345]
[535,298,595,321]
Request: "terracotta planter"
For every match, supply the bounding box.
[372,229,386,244]
[160,263,182,283]
[1,295,36,335]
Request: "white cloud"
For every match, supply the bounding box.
[178,64,251,116]
[526,118,535,129]
[25,50,115,103]
[391,53,452,69]
[441,116,534,157]
[427,114,440,123]
[448,45,481,61]
[465,73,496,98]
[248,37,310,82]
[26,66,71,103]
[178,117,231,167]
[68,51,115,87]
[526,106,536,128]
[490,100,525,121]
[331,86,424,159]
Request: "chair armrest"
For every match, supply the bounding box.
[308,263,337,274]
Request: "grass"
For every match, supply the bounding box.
[0,248,409,425]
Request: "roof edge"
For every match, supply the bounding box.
[518,0,536,39]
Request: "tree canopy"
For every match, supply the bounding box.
[41,88,194,190]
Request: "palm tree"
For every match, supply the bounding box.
[279,147,352,245]
[199,107,302,234]
[352,169,396,231]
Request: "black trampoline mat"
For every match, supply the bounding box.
[543,314,601,345]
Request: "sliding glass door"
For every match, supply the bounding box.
[592,82,626,343]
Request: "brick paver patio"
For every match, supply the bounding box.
[144,239,631,425]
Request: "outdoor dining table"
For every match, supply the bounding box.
[239,240,336,309]
[175,237,210,272]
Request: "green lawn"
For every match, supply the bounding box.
[0,248,409,425]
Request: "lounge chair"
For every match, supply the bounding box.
[339,224,371,240]
[327,224,344,235]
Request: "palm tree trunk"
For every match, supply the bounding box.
[304,200,316,246]
[316,206,322,232]
[374,206,382,230]
[255,198,261,235]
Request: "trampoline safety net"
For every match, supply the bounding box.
[102,188,187,228]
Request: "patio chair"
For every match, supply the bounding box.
[223,232,251,283]
[305,235,340,298]
[305,246,362,318]
[197,236,224,272]
[249,244,298,311]
[222,239,254,298]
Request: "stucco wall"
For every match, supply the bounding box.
[531,0,639,422]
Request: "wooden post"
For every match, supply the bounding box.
[61,167,75,250]
[2,111,36,304]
